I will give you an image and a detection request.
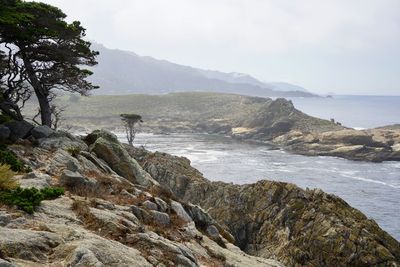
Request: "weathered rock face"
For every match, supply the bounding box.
[0,130,283,267]
[132,147,400,267]
[85,130,159,187]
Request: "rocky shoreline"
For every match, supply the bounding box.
[1,126,398,266]
[38,92,400,163]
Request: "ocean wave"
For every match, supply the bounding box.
[341,174,400,189]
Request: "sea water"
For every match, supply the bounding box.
[289,95,400,129]
[117,132,400,241]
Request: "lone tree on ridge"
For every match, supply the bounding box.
[120,113,143,146]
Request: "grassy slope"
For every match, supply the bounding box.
[22,92,341,132]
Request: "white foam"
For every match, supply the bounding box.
[341,174,400,189]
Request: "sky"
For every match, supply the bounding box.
[35,0,400,95]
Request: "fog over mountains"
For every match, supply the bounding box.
[89,43,314,97]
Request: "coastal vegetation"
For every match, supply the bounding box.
[0,186,64,213]
[0,145,30,172]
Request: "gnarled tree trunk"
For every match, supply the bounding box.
[22,56,52,127]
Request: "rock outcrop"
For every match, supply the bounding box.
[128,146,400,266]
[85,130,159,187]
[0,130,283,267]
[272,128,400,162]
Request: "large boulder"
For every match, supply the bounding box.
[59,170,96,188]
[38,131,88,151]
[31,125,54,139]
[87,130,158,187]
[4,120,34,141]
[0,125,11,141]
[171,200,192,222]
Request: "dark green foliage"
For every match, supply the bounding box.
[0,145,30,172]
[120,114,142,122]
[0,0,99,126]
[0,112,12,124]
[121,113,143,146]
[0,186,64,214]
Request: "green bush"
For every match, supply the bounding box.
[0,187,64,214]
[0,145,31,172]
[66,146,81,157]
[0,164,19,190]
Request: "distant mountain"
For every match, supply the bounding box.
[266,82,309,92]
[88,43,315,97]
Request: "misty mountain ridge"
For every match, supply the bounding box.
[88,43,314,97]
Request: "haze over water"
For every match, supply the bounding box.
[289,95,400,128]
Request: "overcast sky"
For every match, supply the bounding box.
[36,0,399,95]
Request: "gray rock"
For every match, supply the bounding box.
[66,159,80,172]
[45,149,81,176]
[206,225,220,238]
[88,131,158,187]
[154,197,168,212]
[67,247,103,267]
[0,228,61,262]
[0,259,16,267]
[18,171,52,189]
[150,210,171,226]
[80,151,115,174]
[171,200,192,222]
[31,125,54,139]
[189,205,213,226]
[4,120,33,140]
[38,136,88,151]
[59,170,95,188]
[130,205,152,223]
[0,125,11,140]
[0,212,14,227]
[142,200,158,211]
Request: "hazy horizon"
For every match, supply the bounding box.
[34,0,400,96]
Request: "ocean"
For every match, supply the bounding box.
[288,95,400,129]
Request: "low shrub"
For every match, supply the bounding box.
[0,187,64,214]
[0,145,31,172]
[66,146,81,157]
[0,164,18,190]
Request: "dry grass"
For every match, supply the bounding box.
[0,164,18,190]
[69,183,110,199]
[148,185,177,201]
